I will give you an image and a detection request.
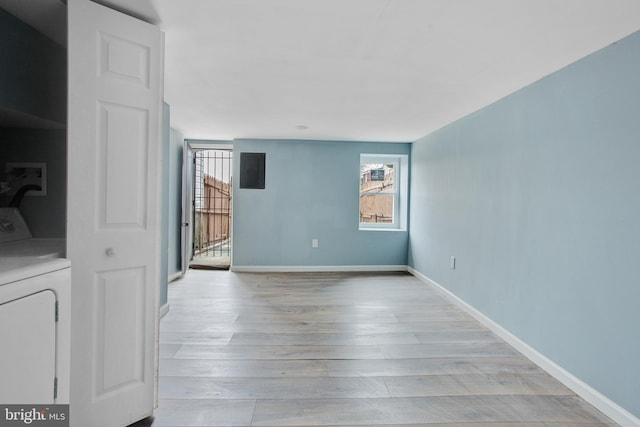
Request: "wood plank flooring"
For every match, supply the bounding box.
[139,271,615,426]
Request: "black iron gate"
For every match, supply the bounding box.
[192,149,232,265]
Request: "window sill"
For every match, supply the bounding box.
[359,227,406,232]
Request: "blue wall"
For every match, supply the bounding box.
[232,139,410,268]
[409,31,640,417]
[168,128,184,276]
[159,103,170,308]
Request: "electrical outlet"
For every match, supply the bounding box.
[312,239,319,248]
[450,256,456,269]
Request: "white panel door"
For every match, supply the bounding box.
[67,0,162,425]
[181,141,194,274]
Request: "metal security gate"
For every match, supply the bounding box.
[191,149,232,269]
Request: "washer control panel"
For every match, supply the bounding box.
[0,208,32,243]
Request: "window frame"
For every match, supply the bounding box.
[359,153,408,231]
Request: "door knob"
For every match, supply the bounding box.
[105,247,117,257]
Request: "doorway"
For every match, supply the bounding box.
[189,149,233,270]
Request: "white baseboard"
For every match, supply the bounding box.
[408,267,640,427]
[168,271,183,282]
[230,265,408,273]
[159,303,170,318]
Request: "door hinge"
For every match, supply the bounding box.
[53,377,58,399]
[55,301,59,322]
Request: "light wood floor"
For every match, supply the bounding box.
[142,271,615,426]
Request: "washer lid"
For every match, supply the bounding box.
[0,208,32,243]
[0,257,70,286]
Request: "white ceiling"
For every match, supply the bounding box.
[2,0,640,142]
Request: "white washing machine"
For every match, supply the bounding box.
[0,208,65,258]
[0,208,70,404]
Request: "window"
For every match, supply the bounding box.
[359,154,408,231]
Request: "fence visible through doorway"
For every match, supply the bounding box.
[191,149,232,269]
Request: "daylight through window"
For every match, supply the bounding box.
[359,154,407,230]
